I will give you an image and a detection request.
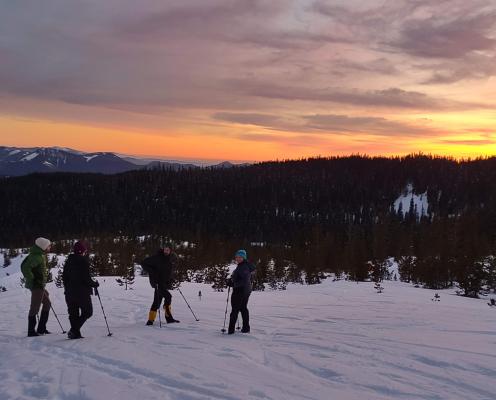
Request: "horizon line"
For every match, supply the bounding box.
[2,144,496,164]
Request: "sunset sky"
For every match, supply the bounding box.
[1,0,495,162]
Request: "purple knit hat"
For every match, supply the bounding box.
[74,241,87,255]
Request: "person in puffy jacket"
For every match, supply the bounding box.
[141,244,180,325]
[228,249,256,334]
[21,237,52,337]
[63,241,99,339]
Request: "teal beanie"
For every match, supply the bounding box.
[235,249,247,259]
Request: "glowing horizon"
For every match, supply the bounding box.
[1,1,495,161]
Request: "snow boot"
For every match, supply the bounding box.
[228,314,237,334]
[67,329,83,340]
[37,310,51,335]
[28,316,39,337]
[228,322,236,334]
[146,310,157,325]
[240,309,250,333]
[164,305,180,323]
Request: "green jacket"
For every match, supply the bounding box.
[21,246,48,290]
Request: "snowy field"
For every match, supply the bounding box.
[1,257,495,400]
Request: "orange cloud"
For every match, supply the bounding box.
[1,0,495,160]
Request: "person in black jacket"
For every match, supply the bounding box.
[228,249,256,334]
[141,244,179,325]
[62,241,99,339]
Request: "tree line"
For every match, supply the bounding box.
[1,155,496,297]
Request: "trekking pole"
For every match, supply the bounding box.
[38,289,66,333]
[177,287,200,321]
[156,285,162,328]
[221,286,231,333]
[95,288,113,337]
[37,289,46,323]
[50,303,67,334]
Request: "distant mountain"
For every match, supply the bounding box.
[0,147,240,176]
[211,161,235,169]
[143,160,199,170]
[0,147,138,176]
[121,155,197,168]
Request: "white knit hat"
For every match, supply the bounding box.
[35,237,51,251]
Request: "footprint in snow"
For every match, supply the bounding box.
[179,371,197,380]
[22,383,51,398]
[249,389,270,398]
[20,370,54,383]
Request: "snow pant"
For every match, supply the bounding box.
[229,287,251,333]
[149,287,174,322]
[66,292,93,334]
[28,289,51,334]
[28,289,51,317]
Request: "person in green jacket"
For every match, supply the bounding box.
[21,237,52,337]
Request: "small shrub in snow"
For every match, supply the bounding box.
[3,255,11,268]
[374,282,384,293]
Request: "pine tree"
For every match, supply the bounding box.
[116,262,135,290]
[458,259,485,298]
[54,268,64,288]
[47,255,59,269]
[211,264,229,291]
[397,255,415,283]
[370,259,389,283]
[485,256,496,293]
[46,256,58,284]
[266,259,278,290]
[7,248,19,258]
[204,264,229,291]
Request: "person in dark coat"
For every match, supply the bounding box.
[63,241,99,339]
[141,244,179,325]
[228,249,256,334]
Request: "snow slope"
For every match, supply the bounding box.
[0,257,495,400]
[394,183,429,220]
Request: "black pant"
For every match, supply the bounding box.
[66,292,93,333]
[150,287,172,311]
[229,287,251,333]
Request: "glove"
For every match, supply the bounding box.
[168,279,180,290]
[92,280,100,288]
[93,287,99,296]
[227,278,233,287]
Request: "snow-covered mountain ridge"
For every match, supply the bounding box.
[0,146,236,176]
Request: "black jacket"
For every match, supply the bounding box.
[141,251,178,290]
[231,260,256,292]
[63,254,98,296]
